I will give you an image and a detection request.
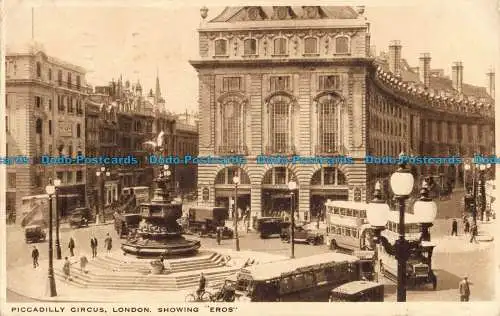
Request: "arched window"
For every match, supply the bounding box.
[274,38,287,55]
[317,94,344,154]
[335,36,349,54]
[214,39,228,56]
[219,95,245,153]
[35,119,42,134]
[244,38,257,55]
[304,37,318,55]
[268,94,294,153]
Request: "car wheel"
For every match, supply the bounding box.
[308,239,316,246]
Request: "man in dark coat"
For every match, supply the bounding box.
[32,246,39,268]
[451,219,458,236]
[459,276,471,301]
[469,223,478,243]
[104,233,112,254]
[197,272,206,298]
[90,236,98,258]
[216,227,222,245]
[68,237,76,256]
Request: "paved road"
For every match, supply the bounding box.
[6,190,495,302]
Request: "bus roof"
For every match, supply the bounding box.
[124,186,149,190]
[240,252,359,281]
[325,200,369,210]
[331,281,383,295]
[22,194,49,201]
[327,216,363,227]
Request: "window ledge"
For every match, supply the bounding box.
[242,54,259,58]
[334,53,351,56]
[213,55,229,58]
[303,53,320,57]
[271,54,289,57]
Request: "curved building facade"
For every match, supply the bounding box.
[190,6,495,223]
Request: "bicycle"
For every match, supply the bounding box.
[184,289,214,302]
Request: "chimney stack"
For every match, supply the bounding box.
[419,53,431,87]
[388,40,402,77]
[452,61,464,94]
[487,69,495,99]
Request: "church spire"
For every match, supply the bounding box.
[155,67,162,104]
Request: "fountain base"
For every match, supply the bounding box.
[121,236,201,258]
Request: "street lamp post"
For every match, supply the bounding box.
[96,167,111,224]
[233,176,240,252]
[288,180,297,259]
[389,154,415,302]
[45,179,58,297]
[54,178,62,260]
[478,164,488,222]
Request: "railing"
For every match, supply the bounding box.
[217,145,248,156]
[56,81,84,92]
[264,145,296,155]
[314,145,348,156]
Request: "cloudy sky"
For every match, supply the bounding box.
[4,0,499,113]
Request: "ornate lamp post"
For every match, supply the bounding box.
[389,153,415,302]
[96,166,111,224]
[45,179,57,297]
[233,175,240,251]
[288,180,297,259]
[478,164,488,222]
[54,178,62,260]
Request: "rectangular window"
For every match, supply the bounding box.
[273,38,287,55]
[5,116,8,132]
[335,37,349,54]
[35,96,41,108]
[270,76,290,91]
[244,39,257,55]
[56,171,64,181]
[67,171,73,184]
[48,99,52,111]
[222,77,241,92]
[58,70,62,86]
[76,170,83,183]
[318,75,340,90]
[271,101,289,152]
[49,120,52,135]
[76,75,81,89]
[304,37,318,54]
[7,173,16,188]
[214,39,228,56]
[48,68,52,81]
[67,72,72,88]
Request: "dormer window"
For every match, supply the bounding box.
[304,37,318,55]
[273,38,288,56]
[214,39,228,56]
[335,36,350,55]
[275,7,288,20]
[244,38,257,56]
[303,6,319,19]
[247,7,260,20]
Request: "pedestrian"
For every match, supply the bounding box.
[216,227,222,245]
[68,237,76,256]
[31,246,39,268]
[451,219,458,236]
[469,223,478,243]
[458,276,471,301]
[464,219,470,234]
[80,255,88,273]
[63,257,71,280]
[104,233,112,255]
[90,236,98,258]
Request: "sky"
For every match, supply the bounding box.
[4,0,499,113]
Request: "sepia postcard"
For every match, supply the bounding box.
[0,0,499,315]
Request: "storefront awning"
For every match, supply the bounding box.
[215,188,251,197]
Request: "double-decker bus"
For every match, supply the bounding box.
[234,252,366,302]
[377,211,437,290]
[324,201,375,252]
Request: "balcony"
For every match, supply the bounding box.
[217,145,248,156]
[56,81,84,92]
[315,145,347,156]
[264,145,296,155]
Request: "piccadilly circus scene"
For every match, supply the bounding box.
[2,1,498,306]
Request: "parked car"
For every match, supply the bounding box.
[25,225,46,243]
[69,207,92,228]
[256,217,290,239]
[281,225,324,245]
[186,207,233,238]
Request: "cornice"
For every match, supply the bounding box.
[190,57,374,69]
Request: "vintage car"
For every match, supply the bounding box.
[114,213,141,238]
[25,225,46,243]
[256,217,290,239]
[186,207,234,238]
[329,281,384,302]
[69,207,92,228]
[281,225,324,245]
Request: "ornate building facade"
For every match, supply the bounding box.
[6,43,87,223]
[190,6,495,223]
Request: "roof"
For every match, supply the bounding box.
[327,215,363,227]
[331,281,383,295]
[325,200,369,210]
[240,252,359,281]
[210,6,359,23]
